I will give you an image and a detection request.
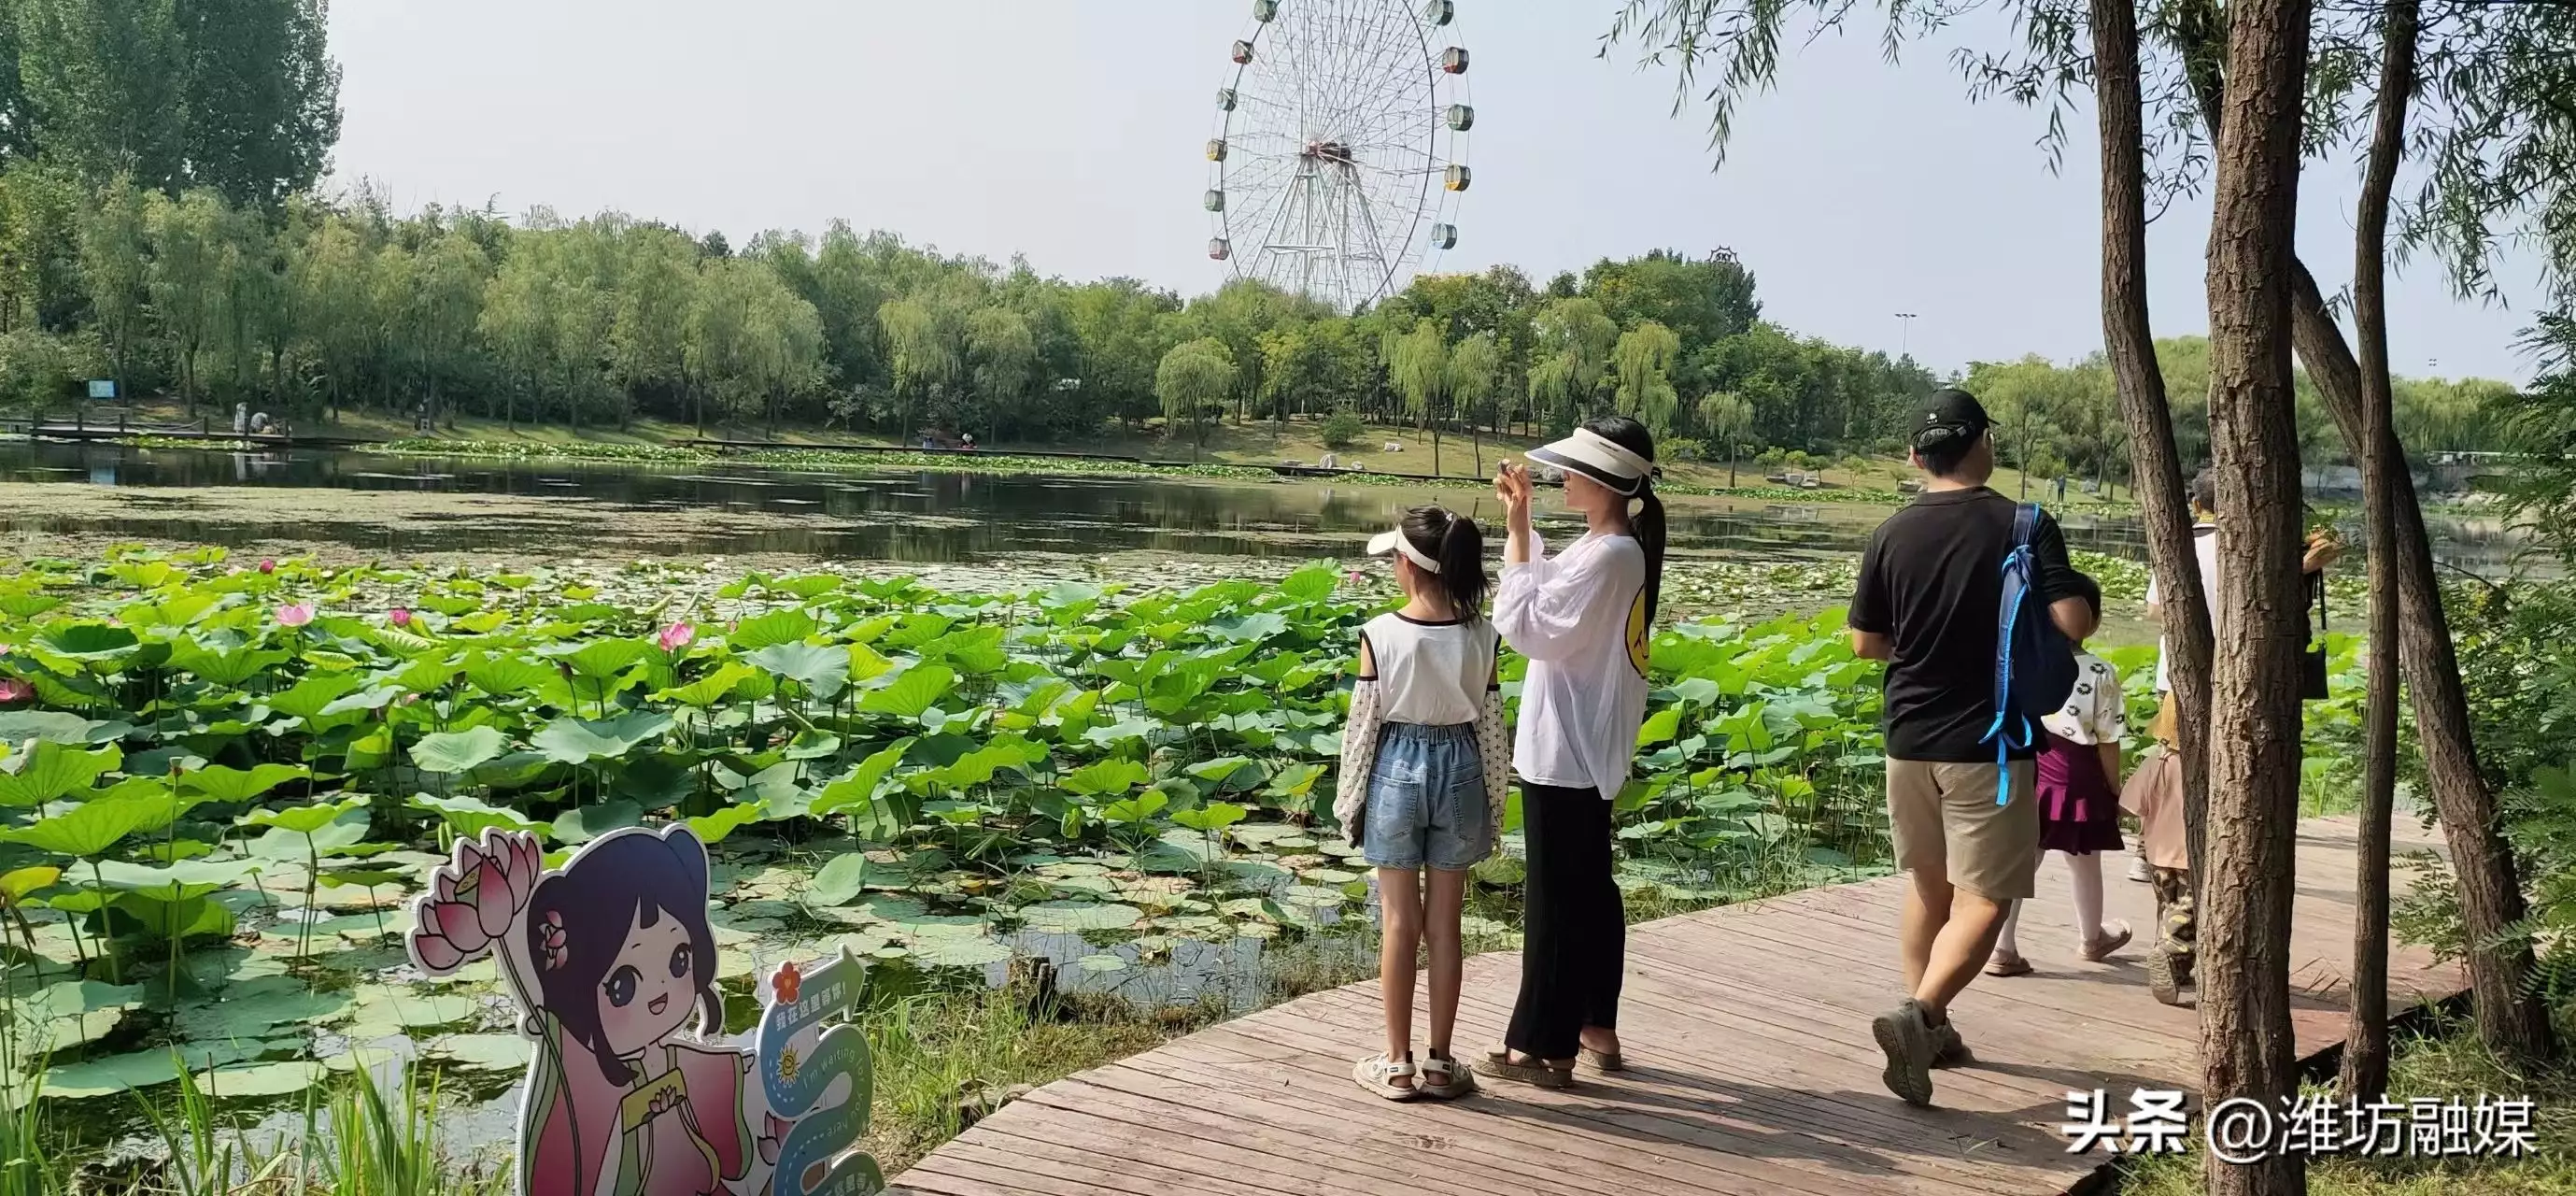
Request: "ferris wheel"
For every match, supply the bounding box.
[1204,0,1473,312]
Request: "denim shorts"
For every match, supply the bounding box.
[1363,721,1490,871]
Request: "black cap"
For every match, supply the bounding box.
[1914,388,1990,450]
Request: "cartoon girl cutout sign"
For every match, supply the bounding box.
[408,824,878,1196]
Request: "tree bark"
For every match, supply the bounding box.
[2343,0,2417,1104]
[2170,0,2557,1066]
[2288,263,2555,1063]
[2091,0,2215,888]
[2201,0,2311,1189]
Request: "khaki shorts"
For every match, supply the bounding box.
[1887,759,2040,901]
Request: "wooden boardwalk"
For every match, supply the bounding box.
[892,815,2459,1196]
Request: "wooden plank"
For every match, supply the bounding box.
[889,811,2464,1196]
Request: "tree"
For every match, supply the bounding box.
[2197,0,2314,1189]
[409,229,486,429]
[1527,296,1615,433]
[1448,330,1500,475]
[78,178,146,395]
[1155,338,1233,460]
[142,188,223,409]
[876,294,962,443]
[1697,391,1753,486]
[1387,319,1451,474]
[609,224,696,427]
[1611,0,2555,1072]
[2342,0,2419,1103]
[1612,320,1681,438]
[966,306,1037,439]
[15,0,182,186]
[169,0,340,210]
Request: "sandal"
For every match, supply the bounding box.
[1352,1053,1422,1102]
[2083,922,2133,962]
[1417,1051,1477,1100]
[1985,952,2033,977]
[1578,1046,1625,1073]
[1473,1046,1573,1089]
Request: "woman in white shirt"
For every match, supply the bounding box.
[1474,416,1663,1089]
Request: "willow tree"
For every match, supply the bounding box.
[1527,296,1616,434]
[1613,320,1682,437]
[1388,319,1451,474]
[1155,338,1235,461]
[1448,330,1502,475]
[1698,391,1753,486]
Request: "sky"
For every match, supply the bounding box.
[324,1,2551,384]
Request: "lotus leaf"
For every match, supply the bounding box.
[0,741,121,806]
[747,642,851,699]
[531,711,674,764]
[553,801,644,845]
[409,726,510,773]
[1018,901,1142,933]
[856,664,955,719]
[178,762,310,804]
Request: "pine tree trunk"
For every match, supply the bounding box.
[2342,0,2416,1104]
[2201,0,2311,1189]
[2093,0,2215,885]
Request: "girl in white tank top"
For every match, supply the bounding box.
[1336,505,1509,1103]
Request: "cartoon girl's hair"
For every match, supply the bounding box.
[525,825,720,1087]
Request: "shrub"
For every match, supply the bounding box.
[1320,408,1365,450]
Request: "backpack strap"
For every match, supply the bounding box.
[1978,504,2045,806]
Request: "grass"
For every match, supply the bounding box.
[2117,1009,2576,1195]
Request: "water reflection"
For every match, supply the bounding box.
[0,439,2536,575]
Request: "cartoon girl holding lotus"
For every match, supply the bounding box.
[411,825,786,1196]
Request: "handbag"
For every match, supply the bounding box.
[2299,572,2329,701]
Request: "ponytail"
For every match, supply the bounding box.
[1632,478,1666,626]
[1575,414,1666,626]
[1436,511,1490,622]
[1397,505,1489,621]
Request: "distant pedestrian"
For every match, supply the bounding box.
[1847,388,2094,1106]
[1476,416,1665,1089]
[2133,468,2339,1004]
[1337,505,1506,1102]
[1985,575,2131,976]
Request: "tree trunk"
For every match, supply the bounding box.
[2289,263,2555,1063]
[2092,0,2215,890]
[2172,0,2555,1066]
[2201,0,2311,1189]
[2342,0,2417,1104]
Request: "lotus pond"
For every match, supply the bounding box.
[0,540,2368,1177]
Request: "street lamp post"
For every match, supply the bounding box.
[1894,312,1918,358]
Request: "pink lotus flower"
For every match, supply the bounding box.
[658,621,695,652]
[389,607,412,627]
[411,829,542,975]
[258,559,276,576]
[0,678,31,705]
[274,603,316,628]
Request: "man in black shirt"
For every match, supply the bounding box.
[1847,387,2094,1106]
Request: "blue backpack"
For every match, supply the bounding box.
[1981,504,2080,804]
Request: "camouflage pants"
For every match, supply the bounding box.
[2151,866,2196,981]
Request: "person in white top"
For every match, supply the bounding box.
[1335,505,1507,1102]
[1474,416,1663,1090]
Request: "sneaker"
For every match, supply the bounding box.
[2146,943,2187,1006]
[2128,854,2152,883]
[1870,1000,1937,1106]
[1931,1019,1974,1069]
